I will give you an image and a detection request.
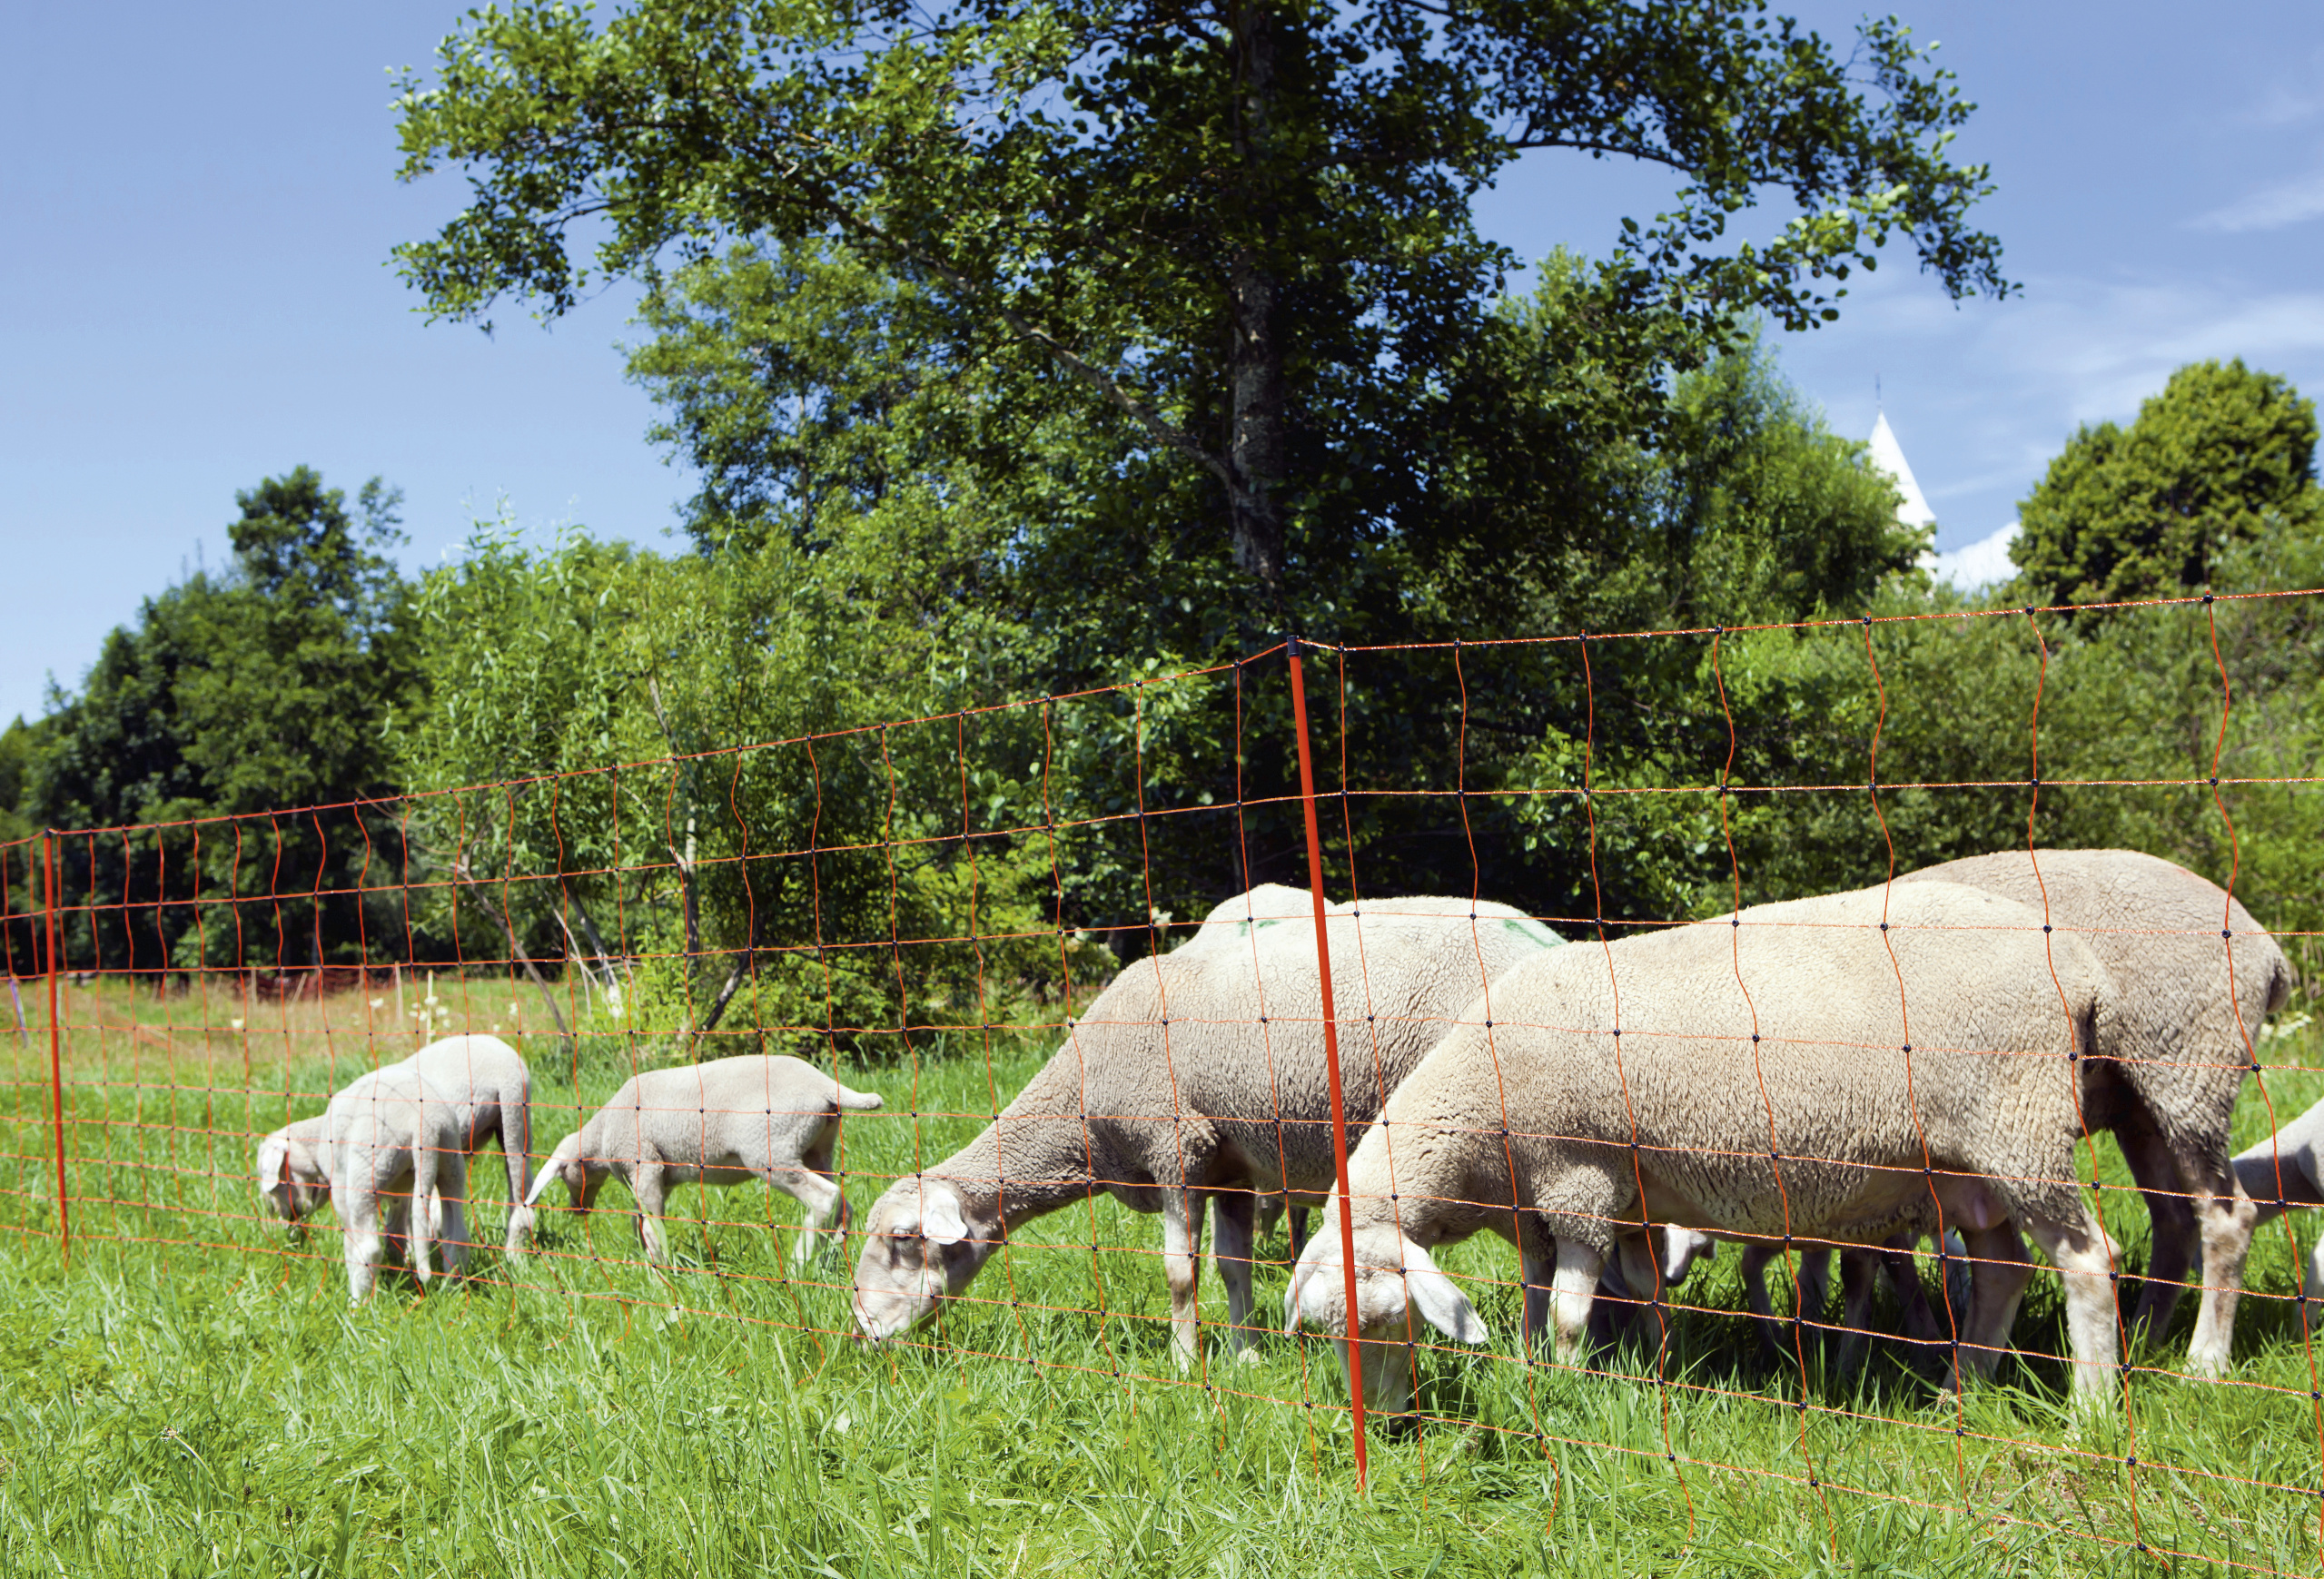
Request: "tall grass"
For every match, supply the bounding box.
[0,981,2319,1574]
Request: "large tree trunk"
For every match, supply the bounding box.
[1228,0,1286,589]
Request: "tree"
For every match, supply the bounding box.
[630,247,1929,933]
[395,512,1071,1056]
[31,469,420,970]
[395,0,2007,611]
[2013,359,2324,610]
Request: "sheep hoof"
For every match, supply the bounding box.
[2183,1345,2230,1381]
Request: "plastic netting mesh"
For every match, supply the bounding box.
[4,593,2322,1568]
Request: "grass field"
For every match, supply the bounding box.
[1,978,2322,1574]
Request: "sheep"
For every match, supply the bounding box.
[297,1064,469,1302]
[1708,853,2287,1378]
[1284,881,2125,1419]
[1894,850,2287,1372]
[523,1054,883,1266]
[403,1034,536,1255]
[254,1034,536,1258]
[1175,883,1410,1257]
[2229,1099,2324,1320]
[849,886,1567,1365]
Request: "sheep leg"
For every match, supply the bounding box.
[2117,1120,2195,1345]
[381,1194,412,1272]
[1161,1190,1207,1370]
[501,1086,536,1255]
[632,1160,672,1265]
[767,1164,847,1269]
[1831,1248,1878,1381]
[434,1150,471,1280]
[410,1137,439,1289]
[2023,1208,2123,1409]
[340,1169,386,1305]
[783,1124,852,1268]
[1287,1207,1308,1258]
[2181,1140,2258,1379]
[1211,1189,1262,1358]
[1519,1217,1556,1357]
[1953,1224,2034,1388]
[1550,1239,1604,1360]
[1741,1242,1829,1360]
[2305,1234,2324,1329]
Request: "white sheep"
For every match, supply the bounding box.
[293,1064,469,1302]
[2229,1098,2324,1318]
[254,1034,536,1257]
[1693,853,2284,1378]
[1895,849,2288,1375]
[1285,881,2124,1418]
[850,887,1565,1364]
[523,1054,882,1266]
[403,1034,536,1254]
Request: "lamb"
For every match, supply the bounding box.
[403,1034,536,1254]
[254,1034,536,1257]
[523,1054,883,1266]
[849,886,1566,1364]
[2228,1097,2324,1318]
[1284,881,2125,1418]
[276,1064,469,1302]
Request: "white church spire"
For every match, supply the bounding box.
[1867,410,1937,533]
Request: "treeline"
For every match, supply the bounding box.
[6,327,2319,1036]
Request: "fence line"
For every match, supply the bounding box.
[4,595,2324,1565]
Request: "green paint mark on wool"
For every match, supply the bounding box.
[1502,916,1566,950]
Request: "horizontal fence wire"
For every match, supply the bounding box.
[5,590,2324,1567]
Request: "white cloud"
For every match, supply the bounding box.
[2193,163,2324,233]
[1928,521,2020,591]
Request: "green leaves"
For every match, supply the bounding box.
[395,0,2008,588]
[25,468,420,969]
[2013,359,2324,611]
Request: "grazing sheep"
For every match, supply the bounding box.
[314,1065,469,1302]
[523,1055,883,1266]
[1894,849,2289,1374]
[256,1115,331,1231]
[1717,852,2286,1377]
[2229,1098,2324,1318]
[849,887,1565,1365]
[254,1034,536,1257]
[403,1034,536,1255]
[1285,881,2123,1419]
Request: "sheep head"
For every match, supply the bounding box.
[851,1174,999,1342]
[1283,1223,1487,1417]
[254,1124,327,1228]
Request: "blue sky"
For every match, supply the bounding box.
[5,1,2322,725]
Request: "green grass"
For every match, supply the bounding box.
[0,980,2320,1574]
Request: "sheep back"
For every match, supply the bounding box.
[1900,848,2289,1152]
[995,893,1564,1202]
[1375,882,2106,1250]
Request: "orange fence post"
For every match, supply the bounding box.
[1286,636,1367,1489]
[41,833,69,1264]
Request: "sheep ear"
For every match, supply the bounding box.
[1283,1261,1313,1335]
[1401,1239,1488,1345]
[1283,1239,1333,1334]
[257,1135,289,1192]
[921,1189,968,1247]
[1664,1229,1716,1286]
